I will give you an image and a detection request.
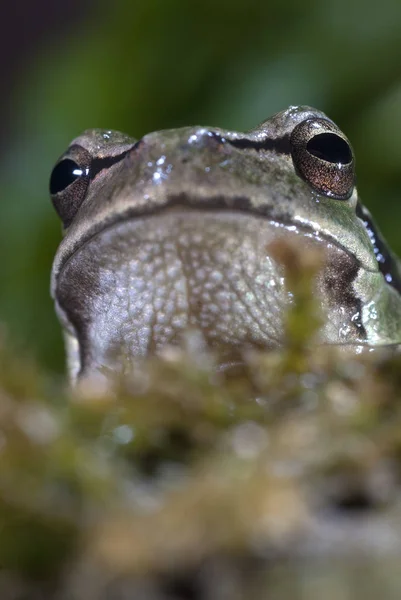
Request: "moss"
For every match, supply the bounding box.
[0,242,401,598]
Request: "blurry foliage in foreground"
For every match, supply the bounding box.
[0,243,401,599]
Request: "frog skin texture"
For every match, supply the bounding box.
[49,106,401,381]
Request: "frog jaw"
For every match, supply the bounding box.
[54,209,376,381]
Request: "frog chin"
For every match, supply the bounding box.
[55,209,369,380]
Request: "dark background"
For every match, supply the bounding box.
[2,0,401,372]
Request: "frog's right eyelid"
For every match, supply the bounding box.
[214,132,292,155]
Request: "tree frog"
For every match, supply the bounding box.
[49,106,401,381]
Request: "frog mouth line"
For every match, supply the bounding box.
[54,193,379,288]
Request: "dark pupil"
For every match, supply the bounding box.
[49,159,84,195]
[307,133,352,165]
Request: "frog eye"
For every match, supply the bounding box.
[50,145,91,228]
[290,118,355,200]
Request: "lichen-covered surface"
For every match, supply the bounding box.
[1,243,401,599]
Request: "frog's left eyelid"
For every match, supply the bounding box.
[90,147,134,180]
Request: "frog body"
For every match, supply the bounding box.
[49,106,401,381]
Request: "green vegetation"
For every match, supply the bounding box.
[2,2,401,596]
[0,242,400,599]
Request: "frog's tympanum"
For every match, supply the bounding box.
[50,106,401,381]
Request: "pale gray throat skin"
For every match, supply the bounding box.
[50,106,401,381]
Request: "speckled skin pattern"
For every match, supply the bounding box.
[50,107,401,380]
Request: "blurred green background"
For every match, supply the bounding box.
[2,0,401,373]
